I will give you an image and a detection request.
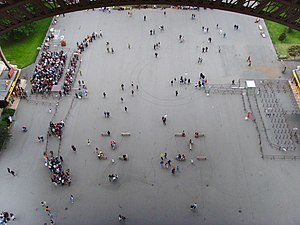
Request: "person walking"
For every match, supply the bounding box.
[59,155,64,162]
[87,139,91,146]
[119,214,126,222]
[190,203,198,210]
[103,92,106,98]
[7,168,11,174]
[71,145,77,152]
[10,170,16,176]
[128,43,131,49]
[164,152,167,159]
[120,97,124,103]
[175,90,178,96]
[41,201,47,207]
[124,106,128,112]
[45,206,51,215]
[171,167,176,174]
[121,84,124,90]
[160,153,164,161]
[155,52,158,58]
[131,90,134,95]
[70,195,74,204]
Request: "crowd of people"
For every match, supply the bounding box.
[48,121,64,139]
[44,152,71,186]
[31,50,67,94]
[0,211,15,224]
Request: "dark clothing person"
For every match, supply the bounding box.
[71,145,77,152]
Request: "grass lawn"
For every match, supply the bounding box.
[0,17,52,68]
[265,20,300,59]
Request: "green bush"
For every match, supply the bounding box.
[288,45,300,59]
[0,108,15,151]
[278,32,287,42]
[287,27,293,34]
[2,108,15,117]
[0,124,11,151]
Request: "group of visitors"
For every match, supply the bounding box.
[44,153,71,186]
[76,32,98,53]
[43,32,55,50]
[31,50,67,94]
[63,32,99,96]
[0,211,15,224]
[63,52,81,95]
[48,121,64,138]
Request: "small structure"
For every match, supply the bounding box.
[292,67,300,87]
[245,80,256,95]
[51,84,62,97]
[0,61,21,108]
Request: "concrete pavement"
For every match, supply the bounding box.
[0,8,299,225]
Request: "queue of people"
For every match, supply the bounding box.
[63,32,99,96]
[44,153,71,186]
[31,51,67,94]
[48,121,64,139]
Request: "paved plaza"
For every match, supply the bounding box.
[0,8,300,225]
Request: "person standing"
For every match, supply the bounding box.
[120,97,124,103]
[121,84,124,90]
[71,145,77,152]
[131,90,134,95]
[41,201,47,207]
[160,153,164,161]
[103,92,106,98]
[70,195,74,204]
[87,139,91,146]
[119,214,126,222]
[171,167,176,174]
[175,90,178,96]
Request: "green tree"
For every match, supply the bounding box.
[0,124,11,151]
[0,23,35,41]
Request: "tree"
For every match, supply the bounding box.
[0,23,35,41]
[0,124,11,152]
